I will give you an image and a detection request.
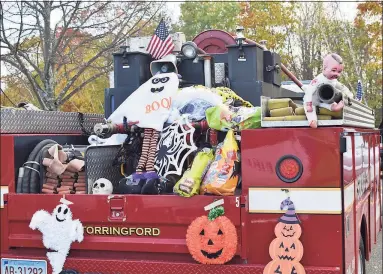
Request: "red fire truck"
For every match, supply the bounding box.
[0,29,381,274]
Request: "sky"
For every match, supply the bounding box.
[0,0,360,90]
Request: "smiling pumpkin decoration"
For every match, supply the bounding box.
[263,197,306,274]
[186,203,237,264]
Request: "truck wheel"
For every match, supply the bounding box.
[358,236,366,274]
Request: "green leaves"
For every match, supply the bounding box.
[176,1,240,40]
[208,206,225,221]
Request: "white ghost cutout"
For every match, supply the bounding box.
[29,198,84,274]
[92,178,113,194]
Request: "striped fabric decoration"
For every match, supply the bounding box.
[136,129,153,173]
[146,131,159,172]
[146,19,175,60]
[136,129,159,173]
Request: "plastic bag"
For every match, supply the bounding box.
[206,105,262,131]
[173,148,214,197]
[179,99,215,121]
[200,130,240,196]
[167,85,223,123]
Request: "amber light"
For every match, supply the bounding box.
[276,155,303,183]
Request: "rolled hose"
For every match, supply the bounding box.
[30,143,58,193]
[19,139,57,193]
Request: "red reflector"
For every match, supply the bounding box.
[276,155,303,183]
[279,158,300,179]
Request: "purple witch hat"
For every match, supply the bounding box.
[278,197,301,224]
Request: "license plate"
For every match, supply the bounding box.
[1,258,47,274]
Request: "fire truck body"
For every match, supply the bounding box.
[1,127,381,273]
[1,29,381,274]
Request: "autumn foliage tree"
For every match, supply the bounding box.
[353,2,382,113]
[176,1,240,40]
[0,1,164,111]
[239,1,296,52]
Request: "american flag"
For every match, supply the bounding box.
[356,80,363,101]
[146,19,174,60]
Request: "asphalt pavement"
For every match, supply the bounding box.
[366,231,382,274]
[366,183,382,274]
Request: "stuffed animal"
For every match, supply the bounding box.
[303,53,353,128]
[29,198,84,274]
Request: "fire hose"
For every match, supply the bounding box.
[18,139,58,193]
[17,140,86,193]
[94,120,218,146]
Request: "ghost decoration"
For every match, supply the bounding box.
[92,178,113,194]
[29,198,84,274]
[108,72,179,131]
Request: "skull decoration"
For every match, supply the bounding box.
[92,178,113,195]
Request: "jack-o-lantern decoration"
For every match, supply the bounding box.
[186,204,237,264]
[269,238,304,262]
[263,197,306,274]
[264,260,306,274]
[274,222,302,240]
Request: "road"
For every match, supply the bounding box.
[366,231,382,274]
[366,183,382,274]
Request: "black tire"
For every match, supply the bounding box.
[358,236,366,274]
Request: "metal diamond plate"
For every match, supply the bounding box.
[0,109,104,134]
[0,254,342,274]
[63,261,342,274]
[85,145,123,193]
[214,63,225,84]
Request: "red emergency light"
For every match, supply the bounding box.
[275,155,303,183]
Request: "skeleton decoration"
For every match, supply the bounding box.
[29,198,84,274]
[92,178,113,194]
[155,117,197,178]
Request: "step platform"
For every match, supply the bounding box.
[261,96,375,129]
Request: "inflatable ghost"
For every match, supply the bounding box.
[108,72,179,131]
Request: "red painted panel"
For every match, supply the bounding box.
[343,134,355,274]
[244,214,343,268]
[343,134,353,184]
[6,194,241,255]
[192,30,236,53]
[0,135,15,189]
[0,201,9,252]
[242,128,343,189]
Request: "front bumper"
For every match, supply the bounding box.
[0,253,341,274]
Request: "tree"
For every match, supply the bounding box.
[0,1,164,110]
[353,1,382,116]
[176,0,240,40]
[283,1,382,125]
[239,1,296,53]
[283,2,326,80]
[1,46,109,114]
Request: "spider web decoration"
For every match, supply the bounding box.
[155,117,197,177]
